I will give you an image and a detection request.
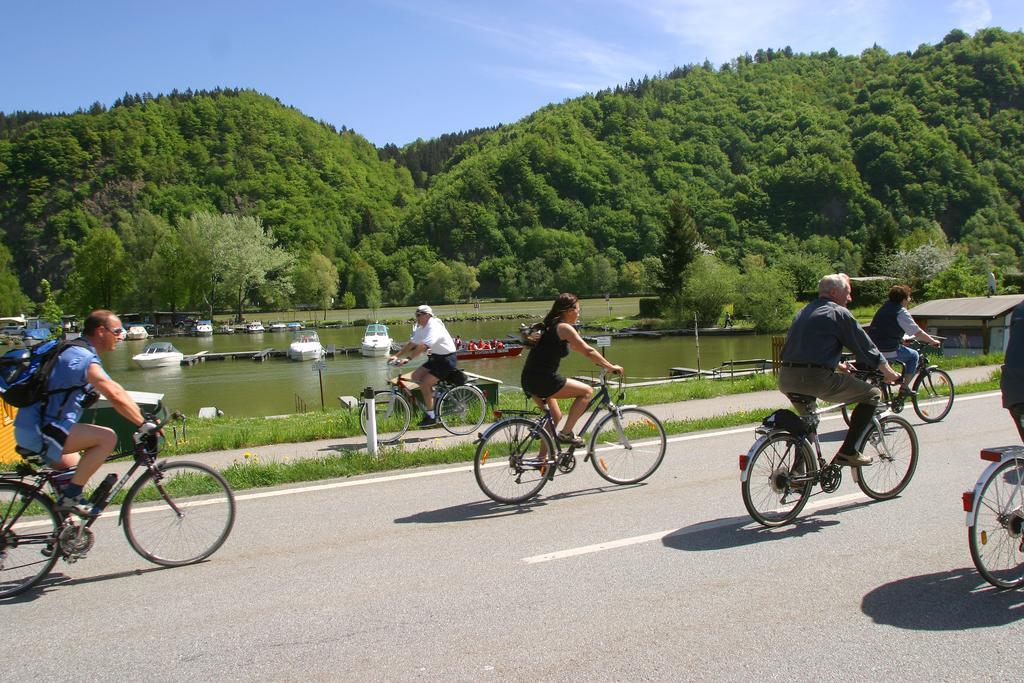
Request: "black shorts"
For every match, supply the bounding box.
[423,353,457,380]
[521,370,567,399]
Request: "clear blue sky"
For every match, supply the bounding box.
[2,0,1023,147]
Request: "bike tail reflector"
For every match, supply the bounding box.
[739,455,748,470]
[962,491,974,512]
[980,449,1003,462]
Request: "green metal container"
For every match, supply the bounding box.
[80,390,167,456]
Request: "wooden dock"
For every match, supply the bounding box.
[178,344,366,365]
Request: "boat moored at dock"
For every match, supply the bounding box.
[360,323,392,357]
[125,325,149,340]
[132,342,184,369]
[288,330,325,361]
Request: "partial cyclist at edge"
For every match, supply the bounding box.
[777,274,901,467]
[1002,299,1024,442]
[521,292,623,447]
[866,284,941,397]
[388,304,460,428]
[13,309,149,516]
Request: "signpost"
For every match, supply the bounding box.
[312,360,326,409]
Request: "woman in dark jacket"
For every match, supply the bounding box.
[521,293,622,446]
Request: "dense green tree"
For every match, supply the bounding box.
[293,251,339,319]
[350,261,382,313]
[385,266,414,306]
[672,254,738,326]
[734,267,797,331]
[658,197,699,296]
[63,227,129,312]
[924,253,988,299]
[37,279,62,327]
[0,244,29,315]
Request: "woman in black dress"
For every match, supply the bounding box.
[521,293,623,446]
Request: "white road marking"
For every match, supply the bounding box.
[521,492,869,564]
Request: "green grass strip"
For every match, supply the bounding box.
[205,372,1002,493]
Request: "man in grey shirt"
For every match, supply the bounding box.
[1001,301,1024,441]
[778,274,900,466]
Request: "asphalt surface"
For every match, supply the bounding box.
[7,364,1020,681]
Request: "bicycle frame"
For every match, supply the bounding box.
[2,442,167,532]
[739,398,890,487]
[483,374,626,459]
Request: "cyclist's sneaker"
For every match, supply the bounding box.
[556,431,584,448]
[55,492,99,517]
[898,385,916,397]
[417,414,438,428]
[834,451,873,467]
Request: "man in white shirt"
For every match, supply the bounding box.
[389,304,459,427]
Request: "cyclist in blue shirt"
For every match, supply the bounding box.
[14,310,147,516]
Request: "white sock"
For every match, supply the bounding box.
[427,410,435,418]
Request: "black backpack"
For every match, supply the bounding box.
[519,322,546,348]
[0,338,91,408]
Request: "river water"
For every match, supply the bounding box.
[101,303,775,417]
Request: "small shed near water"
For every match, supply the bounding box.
[908,294,1024,356]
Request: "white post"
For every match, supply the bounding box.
[363,386,377,455]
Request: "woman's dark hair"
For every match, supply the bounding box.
[888,284,912,304]
[542,293,579,328]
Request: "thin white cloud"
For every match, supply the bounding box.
[632,0,893,63]
[389,0,659,92]
[951,0,993,32]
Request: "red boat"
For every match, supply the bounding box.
[456,344,524,361]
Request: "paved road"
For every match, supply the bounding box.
[8,389,1022,681]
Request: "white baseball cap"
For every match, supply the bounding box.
[415,305,433,316]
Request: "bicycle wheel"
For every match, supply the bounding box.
[741,433,814,527]
[474,418,554,504]
[0,482,60,599]
[359,390,411,444]
[912,368,955,423]
[122,461,236,567]
[437,384,487,436]
[856,415,918,500]
[589,407,666,484]
[969,458,1024,589]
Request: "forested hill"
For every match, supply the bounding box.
[2,28,1023,310]
[0,88,415,298]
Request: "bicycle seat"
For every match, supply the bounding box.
[784,393,818,406]
[14,445,47,467]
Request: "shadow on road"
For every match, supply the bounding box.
[0,565,172,604]
[661,500,874,551]
[862,567,1024,630]
[395,483,643,524]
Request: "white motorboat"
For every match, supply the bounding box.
[286,322,304,331]
[192,320,214,336]
[288,330,325,361]
[125,325,149,340]
[245,321,265,333]
[217,323,236,334]
[268,321,288,332]
[360,323,392,357]
[132,342,184,369]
